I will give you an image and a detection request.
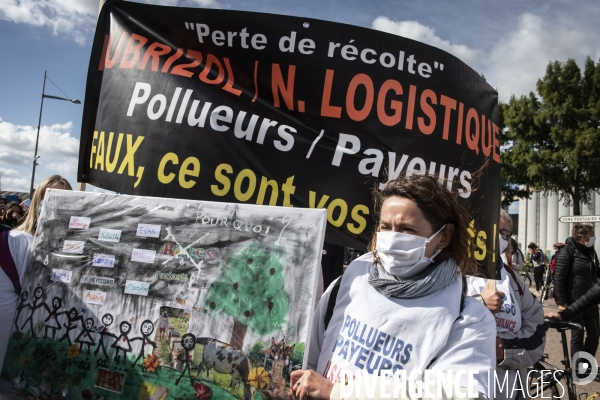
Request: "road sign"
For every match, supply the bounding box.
[559,215,600,223]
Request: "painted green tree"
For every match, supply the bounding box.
[501,57,600,214]
[204,242,290,349]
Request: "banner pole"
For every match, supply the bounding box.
[77,0,106,193]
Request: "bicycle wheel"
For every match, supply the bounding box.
[521,273,533,288]
[528,360,576,400]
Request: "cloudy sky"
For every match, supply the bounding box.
[0,0,599,194]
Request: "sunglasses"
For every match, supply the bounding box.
[499,229,512,240]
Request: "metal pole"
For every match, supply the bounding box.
[76,0,106,194]
[524,185,528,249]
[30,71,47,199]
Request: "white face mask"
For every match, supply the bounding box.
[376,225,446,278]
[499,235,509,253]
[585,236,596,248]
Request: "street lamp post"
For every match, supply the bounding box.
[30,71,81,198]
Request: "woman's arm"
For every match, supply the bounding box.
[559,281,600,320]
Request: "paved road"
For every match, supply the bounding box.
[533,289,600,399]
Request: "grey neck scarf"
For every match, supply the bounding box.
[368,257,460,298]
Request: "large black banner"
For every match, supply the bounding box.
[79,2,500,271]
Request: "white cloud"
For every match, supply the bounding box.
[0,176,30,192]
[0,118,79,170]
[46,157,79,177]
[0,0,220,43]
[372,17,480,66]
[484,13,600,101]
[0,167,19,178]
[0,0,97,44]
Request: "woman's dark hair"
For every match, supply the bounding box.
[510,238,519,253]
[6,202,22,212]
[368,174,476,275]
[527,242,538,250]
[572,223,594,240]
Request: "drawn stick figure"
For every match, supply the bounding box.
[58,308,82,345]
[175,333,195,386]
[44,297,65,339]
[21,287,47,334]
[111,321,132,364]
[94,314,116,359]
[75,318,96,354]
[131,320,156,366]
[14,291,30,334]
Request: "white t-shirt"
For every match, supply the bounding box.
[308,254,497,397]
[0,230,33,371]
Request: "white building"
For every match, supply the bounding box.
[517,191,600,255]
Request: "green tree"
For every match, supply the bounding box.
[501,57,600,214]
[500,102,530,206]
[204,242,290,349]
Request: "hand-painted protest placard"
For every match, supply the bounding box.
[0,189,326,399]
[78,2,500,272]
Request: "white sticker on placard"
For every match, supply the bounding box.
[83,290,106,305]
[68,216,91,230]
[124,280,150,296]
[92,254,115,268]
[63,240,85,254]
[50,269,72,283]
[136,223,161,238]
[81,275,115,286]
[131,249,156,264]
[98,228,121,242]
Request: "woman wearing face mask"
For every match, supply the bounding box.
[16,175,72,236]
[553,223,600,360]
[291,174,496,400]
[467,210,545,400]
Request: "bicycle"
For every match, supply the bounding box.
[528,317,582,400]
[539,265,553,305]
[519,261,534,289]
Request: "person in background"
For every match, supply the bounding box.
[292,174,495,400]
[0,225,33,371]
[321,243,345,290]
[553,223,600,361]
[467,209,546,400]
[502,237,525,271]
[528,242,545,293]
[546,242,565,289]
[0,197,6,206]
[17,175,72,236]
[158,312,169,340]
[551,242,565,263]
[2,202,24,228]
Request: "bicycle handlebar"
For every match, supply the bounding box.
[544,317,583,331]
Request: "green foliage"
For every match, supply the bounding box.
[501,57,600,214]
[247,342,265,369]
[291,343,305,366]
[1,334,214,400]
[204,242,290,336]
